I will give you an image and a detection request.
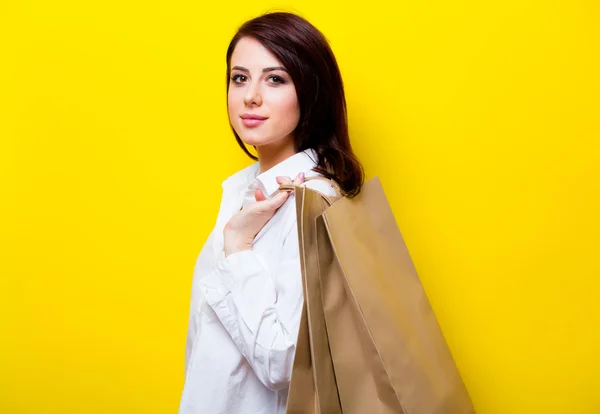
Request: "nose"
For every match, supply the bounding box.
[243,82,262,107]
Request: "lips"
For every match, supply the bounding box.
[240,114,268,120]
[240,114,268,128]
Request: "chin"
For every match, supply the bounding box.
[239,136,267,147]
[238,132,275,147]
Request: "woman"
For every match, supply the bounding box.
[179,11,364,414]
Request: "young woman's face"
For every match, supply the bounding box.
[227,36,300,149]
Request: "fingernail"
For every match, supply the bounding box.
[276,176,283,183]
[300,172,305,180]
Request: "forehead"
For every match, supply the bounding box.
[230,37,283,68]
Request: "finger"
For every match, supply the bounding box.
[293,172,305,186]
[260,190,290,212]
[254,189,267,202]
[276,176,293,185]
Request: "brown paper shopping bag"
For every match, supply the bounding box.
[284,176,475,414]
[285,177,342,414]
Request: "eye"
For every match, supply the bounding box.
[230,74,247,84]
[267,75,286,85]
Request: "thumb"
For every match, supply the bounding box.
[254,189,267,202]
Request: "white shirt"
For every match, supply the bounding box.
[179,148,338,414]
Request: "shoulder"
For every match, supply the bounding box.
[302,172,339,197]
[221,162,259,190]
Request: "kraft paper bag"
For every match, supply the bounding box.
[283,176,475,414]
[285,177,342,414]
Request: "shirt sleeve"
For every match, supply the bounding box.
[197,223,303,391]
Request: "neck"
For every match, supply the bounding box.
[256,137,296,174]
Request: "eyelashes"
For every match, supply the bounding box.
[230,74,287,85]
[230,74,247,84]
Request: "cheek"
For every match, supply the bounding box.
[269,90,300,123]
[227,89,244,127]
[227,89,239,112]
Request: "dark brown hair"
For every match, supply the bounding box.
[226,12,364,198]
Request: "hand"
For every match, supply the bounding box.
[223,172,306,257]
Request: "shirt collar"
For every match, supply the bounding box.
[222,148,320,198]
[252,148,319,197]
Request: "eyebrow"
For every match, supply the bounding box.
[231,66,288,73]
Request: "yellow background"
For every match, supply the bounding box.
[1,1,599,413]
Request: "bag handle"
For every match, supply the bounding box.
[278,175,343,206]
